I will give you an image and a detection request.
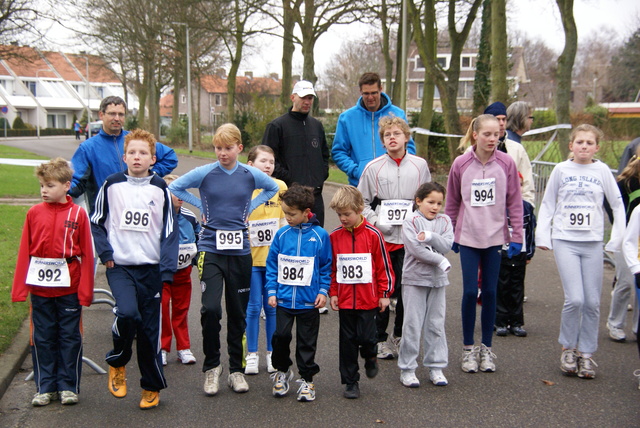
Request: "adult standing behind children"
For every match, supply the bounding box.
[332,72,416,186]
[446,114,523,374]
[505,101,534,145]
[169,124,279,397]
[91,129,179,409]
[358,115,430,360]
[262,80,329,227]
[69,96,178,214]
[12,158,95,407]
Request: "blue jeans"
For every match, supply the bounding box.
[460,245,502,347]
[245,267,276,353]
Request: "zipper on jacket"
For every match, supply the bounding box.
[351,230,357,310]
[370,111,376,158]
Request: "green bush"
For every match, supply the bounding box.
[584,104,609,128]
[125,115,139,130]
[165,121,188,145]
[0,117,10,130]
[12,116,26,129]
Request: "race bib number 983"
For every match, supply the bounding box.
[336,253,372,284]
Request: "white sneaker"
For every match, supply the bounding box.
[266,352,276,373]
[296,379,315,401]
[377,341,394,360]
[479,344,496,372]
[429,369,448,386]
[228,372,249,393]
[461,347,479,373]
[245,352,259,375]
[607,322,626,342]
[318,306,329,314]
[577,356,597,379]
[60,390,79,405]
[389,334,401,358]
[177,349,196,364]
[271,369,293,397]
[161,350,167,366]
[204,366,223,396]
[560,349,578,375]
[400,370,420,388]
[32,391,58,406]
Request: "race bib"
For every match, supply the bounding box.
[277,254,314,286]
[378,200,412,226]
[177,243,198,269]
[216,230,243,250]
[562,203,595,230]
[470,178,496,207]
[248,218,279,247]
[26,257,71,287]
[119,208,151,232]
[336,253,373,284]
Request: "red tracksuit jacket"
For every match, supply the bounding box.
[12,196,95,306]
[329,217,395,310]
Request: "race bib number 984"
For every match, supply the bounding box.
[277,254,314,286]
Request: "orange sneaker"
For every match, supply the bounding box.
[108,366,127,398]
[140,390,159,409]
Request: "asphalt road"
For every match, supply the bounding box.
[0,136,638,427]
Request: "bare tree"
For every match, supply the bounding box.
[490,0,507,102]
[409,0,483,161]
[555,0,577,157]
[320,35,384,110]
[518,37,558,108]
[604,27,640,102]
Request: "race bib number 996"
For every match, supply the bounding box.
[119,208,151,232]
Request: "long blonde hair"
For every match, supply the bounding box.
[457,114,499,152]
[617,144,640,183]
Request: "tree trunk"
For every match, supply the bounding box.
[379,0,395,95]
[473,0,491,115]
[490,0,507,103]
[555,0,577,158]
[300,0,317,84]
[392,13,404,104]
[281,0,295,110]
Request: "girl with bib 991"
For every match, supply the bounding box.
[536,124,624,379]
[445,114,523,374]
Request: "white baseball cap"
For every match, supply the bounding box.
[292,80,316,97]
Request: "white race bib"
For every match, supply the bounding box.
[562,203,595,230]
[26,257,71,287]
[277,254,314,286]
[119,208,151,232]
[248,218,279,247]
[177,243,198,269]
[378,200,412,226]
[216,230,243,250]
[470,178,496,207]
[336,253,373,284]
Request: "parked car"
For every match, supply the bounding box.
[85,120,102,140]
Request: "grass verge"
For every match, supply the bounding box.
[0,205,29,355]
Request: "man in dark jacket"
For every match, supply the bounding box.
[262,80,329,226]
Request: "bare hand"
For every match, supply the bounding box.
[330,296,339,311]
[105,260,114,269]
[537,246,550,251]
[268,296,277,308]
[315,293,327,309]
[379,297,390,312]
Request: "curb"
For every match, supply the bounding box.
[0,316,30,399]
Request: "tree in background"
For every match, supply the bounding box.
[490,0,507,103]
[604,27,640,102]
[554,0,577,158]
[473,0,492,115]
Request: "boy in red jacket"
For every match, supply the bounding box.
[12,158,95,407]
[329,185,395,399]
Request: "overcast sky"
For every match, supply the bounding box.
[244,0,640,79]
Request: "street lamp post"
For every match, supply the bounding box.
[172,22,193,153]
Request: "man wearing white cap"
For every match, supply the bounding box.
[262,80,330,226]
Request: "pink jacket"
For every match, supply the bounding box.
[445,147,523,248]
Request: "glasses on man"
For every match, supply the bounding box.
[361,91,379,97]
[105,112,125,118]
[383,131,404,139]
[528,116,534,121]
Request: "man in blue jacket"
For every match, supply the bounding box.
[331,72,416,186]
[69,96,178,214]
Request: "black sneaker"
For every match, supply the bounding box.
[510,326,527,337]
[495,326,508,336]
[365,358,378,379]
[344,382,360,399]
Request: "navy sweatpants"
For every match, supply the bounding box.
[105,264,166,392]
[30,293,83,394]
